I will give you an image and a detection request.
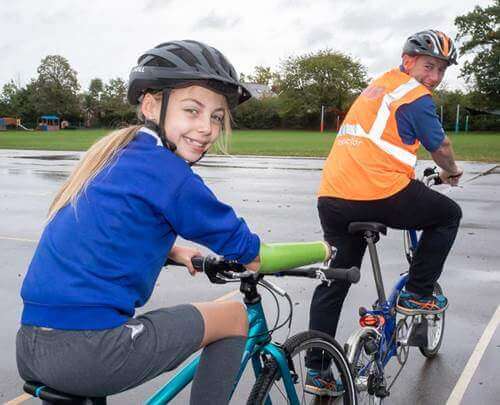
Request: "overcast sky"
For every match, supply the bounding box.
[0,0,489,93]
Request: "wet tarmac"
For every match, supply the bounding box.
[1,149,499,404]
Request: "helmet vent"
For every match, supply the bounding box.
[201,48,220,74]
[144,57,176,68]
[217,53,234,79]
[170,47,199,68]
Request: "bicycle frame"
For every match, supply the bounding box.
[350,229,417,376]
[146,295,301,405]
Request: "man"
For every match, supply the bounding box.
[305,30,463,396]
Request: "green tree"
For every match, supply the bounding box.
[242,65,280,88]
[278,49,368,128]
[233,97,281,129]
[83,78,104,127]
[0,81,19,116]
[0,80,38,126]
[100,78,135,127]
[455,0,500,108]
[32,55,82,120]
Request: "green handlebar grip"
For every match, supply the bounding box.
[259,241,331,274]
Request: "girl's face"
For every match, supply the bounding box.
[142,85,226,162]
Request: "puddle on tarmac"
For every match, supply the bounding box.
[11,155,79,161]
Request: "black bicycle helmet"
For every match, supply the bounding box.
[128,40,251,109]
[402,30,458,65]
[127,40,251,155]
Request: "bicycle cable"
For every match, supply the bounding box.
[245,280,280,339]
[246,281,293,339]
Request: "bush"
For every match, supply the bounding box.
[233,97,281,129]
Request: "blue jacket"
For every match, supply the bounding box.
[21,128,260,330]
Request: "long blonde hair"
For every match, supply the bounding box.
[47,90,232,222]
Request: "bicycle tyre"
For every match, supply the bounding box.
[347,329,384,405]
[418,282,445,358]
[247,330,357,405]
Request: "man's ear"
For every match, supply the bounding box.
[402,54,417,73]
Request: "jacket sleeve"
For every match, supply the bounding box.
[164,173,260,264]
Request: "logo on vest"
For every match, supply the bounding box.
[361,85,386,99]
[337,137,362,147]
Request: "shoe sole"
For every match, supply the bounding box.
[395,302,448,316]
[304,385,344,397]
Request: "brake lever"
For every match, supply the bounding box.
[315,269,332,287]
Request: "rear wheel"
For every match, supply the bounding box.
[418,283,445,358]
[247,330,356,405]
[347,329,385,405]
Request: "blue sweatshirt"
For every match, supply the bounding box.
[21,128,260,330]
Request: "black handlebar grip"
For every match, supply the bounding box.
[191,256,205,272]
[323,266,361,284]
[434,175,443,185]
[423,167,437,177]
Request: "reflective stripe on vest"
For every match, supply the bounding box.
[338,78,421,168]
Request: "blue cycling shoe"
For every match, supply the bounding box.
[396,290,448,315]
[304,369,344,397]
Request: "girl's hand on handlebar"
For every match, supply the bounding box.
[440,168,463,186]
[168,245,203,276]
[244,255,261,272]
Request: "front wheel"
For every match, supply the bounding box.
[247,330,357,405]
[418,282,445,358]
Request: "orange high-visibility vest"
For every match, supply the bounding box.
[319,68,431,200]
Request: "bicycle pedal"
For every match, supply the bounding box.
[407,317,428,347]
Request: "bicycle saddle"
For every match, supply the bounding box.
[348,222,387,235]
[23,381,107,404]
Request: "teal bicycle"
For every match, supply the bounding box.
[23,242,360,405]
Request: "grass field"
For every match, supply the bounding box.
[0,129,499,162]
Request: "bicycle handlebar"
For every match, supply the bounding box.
[422,166,443,186]
[166,256,360,285]
[276,266,361,284]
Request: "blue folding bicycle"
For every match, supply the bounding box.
[344,167,447,404]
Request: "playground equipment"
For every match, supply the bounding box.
[38,115,60,131]
[0,117,33,131]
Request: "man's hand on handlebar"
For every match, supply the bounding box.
[439,167,463,187]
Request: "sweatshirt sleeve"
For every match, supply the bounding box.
[165,173,260,264]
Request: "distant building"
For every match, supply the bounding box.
[243,83,276,100]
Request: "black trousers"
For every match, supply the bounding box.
[306,180,461,369]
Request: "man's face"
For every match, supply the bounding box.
[403,55,448,91]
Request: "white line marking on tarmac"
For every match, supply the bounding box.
[4,393,32,404]
[214,289,240,302]
[446,305,500,405]
[0,236,37,243]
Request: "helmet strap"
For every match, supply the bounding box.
[150,89,177,152]
[188,151,207,166]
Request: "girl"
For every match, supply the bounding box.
[17,40,260,405]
